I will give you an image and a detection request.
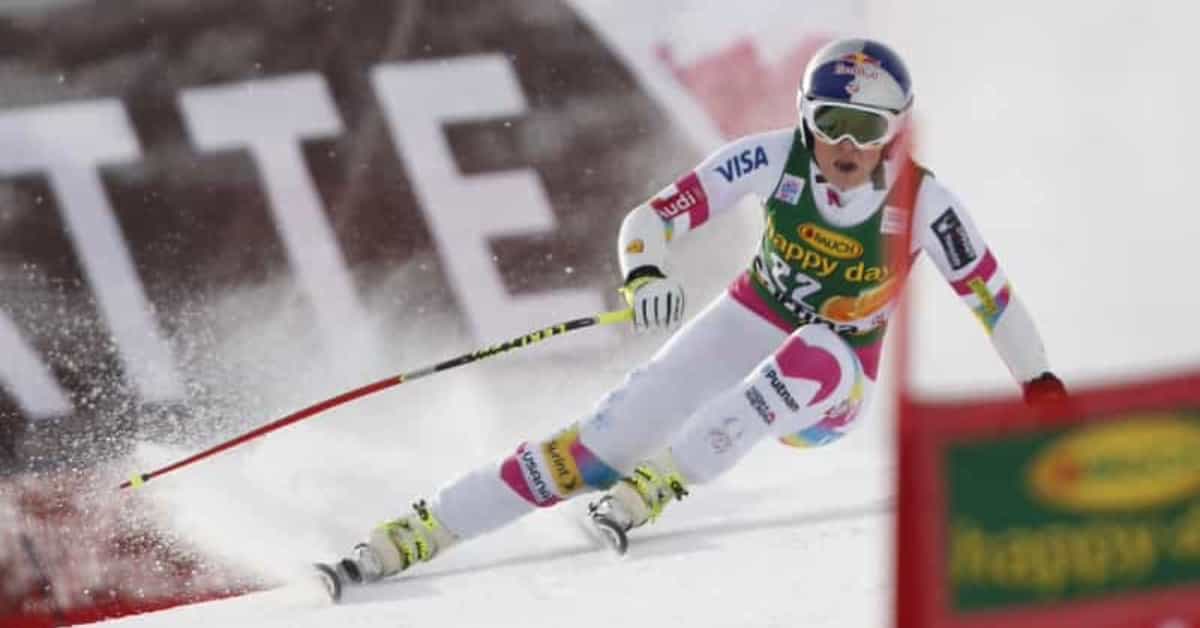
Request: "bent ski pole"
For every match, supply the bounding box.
[120,308,634,490]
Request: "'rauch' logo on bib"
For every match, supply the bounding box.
[797,223,863,260]
[1028,414,1200,513]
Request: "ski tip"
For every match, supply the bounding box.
[314,562,342,602]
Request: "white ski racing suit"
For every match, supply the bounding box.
[424,127,1051,540]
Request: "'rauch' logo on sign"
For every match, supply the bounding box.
[797,223,863,260]
[1027,414,1200,513]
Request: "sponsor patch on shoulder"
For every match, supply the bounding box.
[773,173,805,205]
[715,146,769,182]
[650,172,707,222]
[931,208,977,270]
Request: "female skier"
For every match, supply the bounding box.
[318,37,1067,595]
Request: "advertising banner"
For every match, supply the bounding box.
[897,374,1200,627]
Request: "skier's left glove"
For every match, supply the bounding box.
[1022,371,1068,410]
[620,266,685,334]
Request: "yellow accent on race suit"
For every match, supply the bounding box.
[543,427,585,496]
[968,278,998,316]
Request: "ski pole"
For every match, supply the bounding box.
[120,308,634,490]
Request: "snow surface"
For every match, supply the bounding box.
[100,1,1200,626]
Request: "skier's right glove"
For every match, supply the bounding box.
[1022,371,1071,419]
[619,266,685,334]
[1022,372,1067,407]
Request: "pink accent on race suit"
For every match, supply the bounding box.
[853,340,883,381]
[995,283,1012,309]
[775,335,842,406]
[728,273,794,333]
[499,444,560,508]
[730,273,882,381]
[499,453,535,505]
[814,396,861,431]
[826,187,842,207]
[950,249,998,295]
[650,172,709,228]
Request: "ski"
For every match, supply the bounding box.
[588,511,630,555]
[313,557,366,603]
[585,499,631,556]
[314,562,341,602]
[318,505,637,604]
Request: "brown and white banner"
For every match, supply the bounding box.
[0,0,854,462]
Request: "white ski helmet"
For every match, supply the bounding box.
[798,38,913,148]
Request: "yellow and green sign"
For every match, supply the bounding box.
[947,411,1200,612]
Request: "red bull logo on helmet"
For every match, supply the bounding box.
[834,52,882,80]
[841,52,881,66]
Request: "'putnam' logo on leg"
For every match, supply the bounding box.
[761,366,800,412]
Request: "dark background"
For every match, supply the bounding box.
[0,0,697,473]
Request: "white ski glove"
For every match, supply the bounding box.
[620,267,685,334]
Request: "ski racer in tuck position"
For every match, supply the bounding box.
[317,37,1067,595]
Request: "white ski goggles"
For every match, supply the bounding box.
[801,99,908,149]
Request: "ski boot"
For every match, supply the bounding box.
[587,458,689,555]
[316,499,457,601]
